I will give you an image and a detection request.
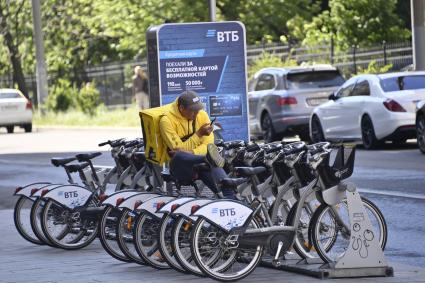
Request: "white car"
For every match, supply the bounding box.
[310,72,425,149]
[0,89,33,133]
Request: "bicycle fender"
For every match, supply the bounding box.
[192,200,254,232]
[118,193,160,210]
[101,190,140,206]
[158,197,194,214]
[14,182,52,198]
[42,185,92,209]
[172,199,214,221]
[31,184,65,198]
[136,196,175,217]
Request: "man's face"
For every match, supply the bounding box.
[179,105,199,121]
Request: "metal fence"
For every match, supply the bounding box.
[0,41,413,109]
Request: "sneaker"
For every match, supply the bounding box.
[206,143,225,168]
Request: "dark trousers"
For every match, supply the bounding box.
[169,151,234,199]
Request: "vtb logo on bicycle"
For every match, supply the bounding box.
[58,191,78,198]
[212,207,236,217]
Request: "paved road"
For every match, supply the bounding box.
[0,207,424,283]
[1,128,425,275]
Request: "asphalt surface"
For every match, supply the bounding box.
[1,127,425,273]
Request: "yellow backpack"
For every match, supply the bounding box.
[139,103,172,165]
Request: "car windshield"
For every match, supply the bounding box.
[286,71,345,90]
[0,92,21,99]
[380,75,425,92]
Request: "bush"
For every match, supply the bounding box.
[357,60,393,75]
[45,79,77,112]
[75,82,101,116]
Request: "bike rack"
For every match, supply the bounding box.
[261,182,394,279]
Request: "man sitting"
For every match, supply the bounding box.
[159,90,232,198]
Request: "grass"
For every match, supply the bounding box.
[34,105,141,127]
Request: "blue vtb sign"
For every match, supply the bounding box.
[149,21,249,142]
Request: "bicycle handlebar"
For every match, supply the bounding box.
[76,152,102,162]
[98,138,125,147]
[123,139,144,148]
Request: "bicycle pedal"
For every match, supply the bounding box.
[272,259,281,267]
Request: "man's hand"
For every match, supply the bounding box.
[196,123,213,137]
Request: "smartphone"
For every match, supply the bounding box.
[210,117,217,126]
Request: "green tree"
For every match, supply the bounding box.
[216,0,318,44]
[45,78,77,112]
[302,0,410,50]
[0,0,32,97]
[75,82,101,116]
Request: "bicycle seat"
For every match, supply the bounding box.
[76,152,102,161]
[220,177,247,188]
[65,162,90,173]
[234,166,267,177]
[51,157,77,167]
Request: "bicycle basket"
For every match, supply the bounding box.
[317,144,356,188]
[118,152,130,169]
[293,153,315,187]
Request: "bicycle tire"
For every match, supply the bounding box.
[116,209,146,265]
[14,196,44,245]
[98,206,132,263]
[309,197,387,263]
[171,216,204,276]
[30,198,55,246]
[157,214,188,273]
[41,199,98,250]
[190,217,263,282]
[285,201,320,259]
[133,211,170,269]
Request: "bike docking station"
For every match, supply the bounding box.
[261,182,394,279]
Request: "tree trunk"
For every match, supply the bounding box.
[3,30,29,98]
[0,4,29,99]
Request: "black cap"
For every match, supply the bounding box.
[178,90,204,111]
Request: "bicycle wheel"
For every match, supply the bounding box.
[41,200,98,250]
[309,197,387,263]
[98,207,132,262]
[14,196,43,245]
[158,214,187,273]
[133,211,169,269]
[171,216,204,276]
[30,198,54,246]
[116,209,146,265]
[285,200,320,259]
[191,217,264,281]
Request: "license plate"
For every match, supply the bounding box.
[308,98,327,106]
[1,105,18,111]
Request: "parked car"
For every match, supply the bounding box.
[0,89,33,133]
[416,100,425,154]
[310,72,425,149]
[248,65,345,142]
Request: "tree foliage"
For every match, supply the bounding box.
[302,0,410,50]
[0,0,412,99]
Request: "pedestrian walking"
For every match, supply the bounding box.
[132,66,149,109]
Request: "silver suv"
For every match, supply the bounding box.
[248,65,345,142]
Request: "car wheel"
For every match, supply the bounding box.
[6,126,14,134]
[311,116,325,143]
[417,114,425,154]
[261,113,279,142]
[24,123,32,133]
[361,116,380,150]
